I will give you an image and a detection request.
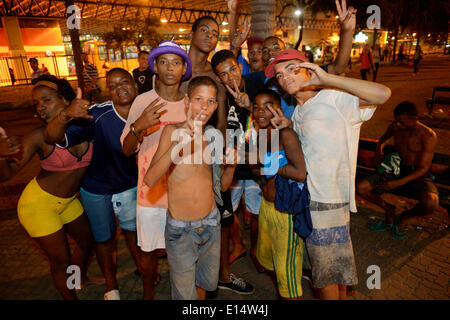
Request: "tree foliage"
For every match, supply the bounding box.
[102,16,163,54]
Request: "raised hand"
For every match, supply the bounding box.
[267,105,292,130]
[227,0,238,12]
[0,135,21,159]
[224,78,251,110]
[336,0,356,32]
[65,87,92,120]
[298,62,330,88]
[231,18,251,50]
[135,97,167,133]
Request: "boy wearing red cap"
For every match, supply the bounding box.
[266,49,391,299]
[121,41,191,299]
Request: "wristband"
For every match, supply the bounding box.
[130,123,141,138]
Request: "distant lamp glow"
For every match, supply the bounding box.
[161,19,168,23]
[305,46,311,50]
[295,9,301,16]
[412,33,416,37]
[222,21,229,25]
[179,28,185,32]
[355,32,368,43]
[391,36,395,40]
[223,29,229,33]
[298,25,302,29]
[336,15,339,19]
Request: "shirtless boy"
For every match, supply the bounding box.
[357,101,439,238]
[144,76,237,300]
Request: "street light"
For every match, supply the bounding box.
[161,19,168,23]
[295,9,301,16]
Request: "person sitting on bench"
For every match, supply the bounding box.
[357,101,439,238]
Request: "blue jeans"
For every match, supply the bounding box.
[230,179,262,215]
[165,207,221,300]
[80,186,137,242]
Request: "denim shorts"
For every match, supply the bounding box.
[80,186,137,242]
[230,179,262,215]
[164,207,221,300]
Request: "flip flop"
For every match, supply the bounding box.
[391,225,408,239]
[229,251,247,265]
[370,221,394,232]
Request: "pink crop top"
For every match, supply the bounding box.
[40,142,93,171]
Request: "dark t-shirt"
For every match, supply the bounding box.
[132,68,154,94]
[226,75,265,180]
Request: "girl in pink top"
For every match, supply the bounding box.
[0,75,94,300]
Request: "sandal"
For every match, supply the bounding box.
[370,220,393,232]
[391,225,408,239]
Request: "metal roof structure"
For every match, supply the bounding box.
[1,0,339,35]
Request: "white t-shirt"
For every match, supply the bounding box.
[292,89,376,212]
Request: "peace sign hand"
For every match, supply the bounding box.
[231,19,251,50]
[135,97,167,134]
[336,0,357,32]
[267,105,292,130]
[225,79,251,111]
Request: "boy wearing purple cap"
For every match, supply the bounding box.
[121,40,191,299]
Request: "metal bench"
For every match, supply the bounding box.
[357,138,450,210]
[425,86,450,115]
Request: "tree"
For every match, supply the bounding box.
[102,16,163,56]
[277,0,336,49]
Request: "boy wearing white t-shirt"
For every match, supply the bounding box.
[266,49,391,300]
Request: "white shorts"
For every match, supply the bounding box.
[136,205,167,252]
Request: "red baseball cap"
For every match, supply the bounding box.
[247,37,264,47]
[265,49,307,78]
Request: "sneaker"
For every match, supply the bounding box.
[218,273,254,295]
[104,289,120,300]
[302,269,313,282]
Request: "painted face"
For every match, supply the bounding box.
[262,37,285,66]
[214,58,242,90]
[274,60,310,95]
[138,53,149,69]
[191,19,219,54]
[32,86,68,123]
[252,93,280,129]
[248,42,263,72]
[394,114,417,130]
[185,85,218,125]
[154,53,186,86]
[107,70,137,107]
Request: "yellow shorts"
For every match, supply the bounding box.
[256,197,303,298]
[17,177,84,238]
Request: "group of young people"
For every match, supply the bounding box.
[7,0,443,301]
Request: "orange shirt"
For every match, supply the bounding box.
[359,52,373,70]
[121,90,186,208]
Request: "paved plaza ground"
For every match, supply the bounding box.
[0,55,448,300]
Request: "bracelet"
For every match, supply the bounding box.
[57,110,73,124]
[130,123,141,138]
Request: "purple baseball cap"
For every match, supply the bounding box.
[148,40,192,81]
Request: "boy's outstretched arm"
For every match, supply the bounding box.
[327,0,356,75]
[300,63,391,106]
[144,125,179,188]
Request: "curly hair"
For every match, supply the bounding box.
[33,74,76,102]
